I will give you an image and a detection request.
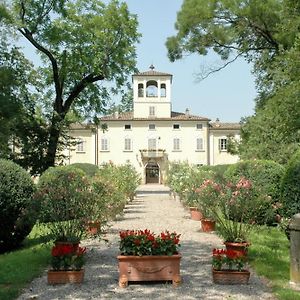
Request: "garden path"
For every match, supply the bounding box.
[18,185,275,300]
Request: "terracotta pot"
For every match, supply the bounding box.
[201,219,216,232]
[47,269,84,284]
[117,254,182,288]
[86,221,101,235]
[224,241,250,257]
[189,207,203,221]
[212,268,250,284]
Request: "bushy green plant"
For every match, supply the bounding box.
[0,159,37,253]
[70,163,99,177]
[280,150,300,218]
[224,160,285,224]
[35,166,93,242]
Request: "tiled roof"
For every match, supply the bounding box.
[210,122,241,130]
[133,70,172,77]
[100,111,210,121]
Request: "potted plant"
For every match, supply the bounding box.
[203,177,273,254]
[35,166,95,244]
[194,179,221,232]
[117,229,182,287]
[47,243,87,284]
[212,248,250,284]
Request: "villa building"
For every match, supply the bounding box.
[65,66,240,184]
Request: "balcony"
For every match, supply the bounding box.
[140,149,165,158]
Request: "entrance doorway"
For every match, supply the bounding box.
[145,162,160,184]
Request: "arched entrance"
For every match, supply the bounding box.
[145,162,160,184]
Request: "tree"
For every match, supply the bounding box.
[167,0,300,163]
[1,0,139,174]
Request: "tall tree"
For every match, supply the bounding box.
[167,0,300,163]
[1,0,139,174]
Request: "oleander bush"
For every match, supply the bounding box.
[35,166,93,242]
[280,150,300,219]
[224,160,285,224]
[0,159,37,253]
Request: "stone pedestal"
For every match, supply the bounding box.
[289,213,300,290]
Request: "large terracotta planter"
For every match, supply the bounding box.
[224,241,250,257]
[201,219,216,232]
[47,269,84,284]
[190,207,203,221]
[117,254,182,287]
[212,269,250,284]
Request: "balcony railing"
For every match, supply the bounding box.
[140,149,165,158]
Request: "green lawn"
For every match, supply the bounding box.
[0,226,51,300]
[249,226,300,300]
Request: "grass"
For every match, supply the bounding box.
[0,226,52,300]
[249,226,300,300]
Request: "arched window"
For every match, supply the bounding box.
[146,80,158,97]
[160,83,166,97]
[138,83,144,97]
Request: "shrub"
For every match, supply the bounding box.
[35,166,93,242]
[0,159,36,253]
[70,163,99,177]
[280,150,300,218]
[224,160,285,224]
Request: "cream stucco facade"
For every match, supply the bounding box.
[64,67,240,184]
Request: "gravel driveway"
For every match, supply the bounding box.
[18,186,275,300]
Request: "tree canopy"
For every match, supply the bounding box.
[167,0,300,163]
[1,0,140,174]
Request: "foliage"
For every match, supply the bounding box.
[166,161,215,206]
[50,243,86,271]
[212,248,247,271]
[1,0,140,174]
[194,179,222,219]
[224,160,285,224]
[70,163,100,177]
[119,229,181,256]
[207,177,273,242]
[280,150,300,218]
[0,159,37,253]
[35,166,93,242]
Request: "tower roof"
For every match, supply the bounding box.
[132,65,172,78]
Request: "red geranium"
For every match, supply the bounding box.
[119,229,181,256]
[212,248,247,271]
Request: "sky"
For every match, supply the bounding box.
[19,0,257,123]
[125,0,257,122]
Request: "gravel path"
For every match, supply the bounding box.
[18,189,275,300]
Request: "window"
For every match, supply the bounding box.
[196,138,204,151]
[124,138,132,151]
[196,123,203,130]
[173,138,180,151]
[148,124,156,130]
[100,138,109,151]
[76,138,84,152]
[149,106,155,117]
[146,80,158,97]
[219,138,227,151]
[138,83,144,97]
[173,124,180,130]
[160,83,166,97]
[124,124,131,130]
[148,138,156,150]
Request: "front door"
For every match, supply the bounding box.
[145,163,160,184]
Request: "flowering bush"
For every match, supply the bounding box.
[212,248,247,271]
[50,243,87,271]
[202,177,273,242]
[194,179,222,219]
[119,229,181,256]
